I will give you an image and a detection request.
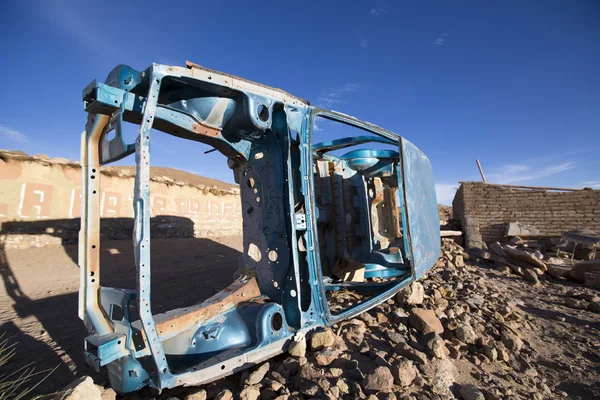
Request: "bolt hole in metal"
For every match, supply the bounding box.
[271,312,283,331]
[258,104,269,121]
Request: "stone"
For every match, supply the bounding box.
[427,359,456,396]
[483,346,498,362]
[214,390,233,400]
[391,359,418,387]
[588,301,600,313]
[246,362,270,385]
[456,324,478,345]
[565,298,584,309]
[454,255,465,267]
[314,348,339,366]
[288,335,307,357]
[362,366,394,393]
[409,308,444,335]
[523,269,540,284]
[490,242,506,257]
[570,260,600,282]
[184,389,207,400]
[501,329,523,352]
[296,377,320,397]
[336,378,350,394]
[239,386,261,400]
[100,388,117,400]
[459,384,485,400]
[424,333,448,359]
[397,282,425,305]
[376,312,389,323]
[394,342,428,365]
[546,264,572,279]
[310,328,336,351]
[54,376,102,400]
[503,245,547,271]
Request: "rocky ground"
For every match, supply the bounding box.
[3,236,600,399]
[68,240,600,400]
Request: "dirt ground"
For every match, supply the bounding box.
[0,236,243,396]
[1,237,600,398]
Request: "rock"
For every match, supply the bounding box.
[240,386,261,400]
[336,378,350,395]
[425,333,448,359]
[523,269,540,284]
[565,298,585,309]
[100,388,117,400]
[588,301,600,313]
[397,282,425,305]
[459,384,486,400]
[288,335,307,357]
[246,362,270,385]
[490,242,506,257]
[296,377,321,397]
[54,376,102,400]
[501,329,523,352]
[391,359,418,387]
[362,366,394,393]
[483,346,498,362]
[310,328,336,351]
[570,260,600,282]
[394,342,428,365]
[503,245,547,271]
[314,348,339,366]
[426,359,456,396]
[214,390,233,400]
[409,308,444,335]
[456,324,478,345]
[454,255,465,267]
[546,264,572,279]
[376,312,389,323]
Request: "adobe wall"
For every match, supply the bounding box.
[0,152,242,249]
[452,182,600,248]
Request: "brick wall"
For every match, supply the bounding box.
[0,152,242,248]
[452,182,600,248]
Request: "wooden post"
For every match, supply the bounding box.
[476,159,487,183]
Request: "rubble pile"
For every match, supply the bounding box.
[475,236,600,294]
[65,237,600,400]
[98,242,585,400]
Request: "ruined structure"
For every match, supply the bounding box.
[78,62,439,393]
[453,182,600,248]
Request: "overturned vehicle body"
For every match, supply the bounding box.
[79,61,440,393]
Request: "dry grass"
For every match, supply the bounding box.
[0,334,56,400]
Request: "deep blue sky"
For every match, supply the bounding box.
[1,0,598,204]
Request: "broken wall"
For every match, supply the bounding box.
[452,182,600,248]
[0,152,242,249]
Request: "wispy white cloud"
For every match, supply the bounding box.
[433,32,450,47]
[359,39,369,48]
[0,124,28,143]
[316,84,360,107]
[370,8,383,16]
[486,162,575,184]
[313,123,323,132]
[583,181,600,189]
[436,183,458,205]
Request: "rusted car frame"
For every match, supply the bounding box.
[78,61,440,393]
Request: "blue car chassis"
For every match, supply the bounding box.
[78,61,440,393]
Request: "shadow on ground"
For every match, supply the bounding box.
[0,217,242,396]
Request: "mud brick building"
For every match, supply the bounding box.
[452,182,600,248]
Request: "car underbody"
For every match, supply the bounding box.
[78,61,440,393]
